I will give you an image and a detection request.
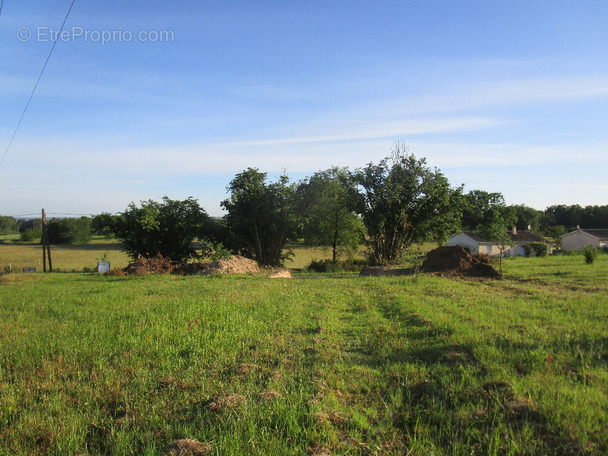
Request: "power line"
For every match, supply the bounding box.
[3,211,121,218]
[0,0,77,168]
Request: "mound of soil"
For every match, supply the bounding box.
[122,255,175,276]
[421,246,501,279]
[175,262,209,275]
[200,255,259,275]
[268,269,292,279]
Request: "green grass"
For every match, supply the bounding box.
[0,237,130,273]
[0,255,607,455]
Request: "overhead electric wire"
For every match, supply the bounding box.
[0,0,77,168]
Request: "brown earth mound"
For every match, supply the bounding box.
[200,255,260,275]
[175,262,209,275]
[421,246,501,279]
[268,269,292,279]
[122,255,175,276]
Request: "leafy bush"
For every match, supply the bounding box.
[111,197,213,264]
[583,245,599,264]
[0,216,18,235]
[47,217,92,244]
[523,242,548,257]
[210,243,232,261]
[20,228,42,242]
[91,213,118,238]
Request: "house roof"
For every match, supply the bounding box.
[460,230,551,245]
[561,229,608,240]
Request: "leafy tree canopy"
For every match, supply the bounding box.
[92,212,118,238]
[111,197,211,264]
[510,204,541,232]
[0,216,18,235]
[47,217,93,244]
[474,207,515,275]
[221,168,298,267]
[355,142,463,264]
[462,190,510,231]
[297,167,365,262]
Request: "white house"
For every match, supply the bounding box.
[446,228,553,257]
[560,229,608,251]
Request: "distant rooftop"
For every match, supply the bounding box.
[562,229,608,240]
[461,230,551,244]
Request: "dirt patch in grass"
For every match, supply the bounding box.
[259,391,282,401]
[421,246,501,279]
[268,269,292,279]
[359,266,414,277]
[162,439,212,456]
[205,394,246,411]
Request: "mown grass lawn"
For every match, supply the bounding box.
[0,255,606,455]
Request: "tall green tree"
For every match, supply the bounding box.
[297,167,365,262]
[461,190,508,230]
[0,216,18,235]
[355,143,463,264]
[92,212,118,238]
[221,168,298,267]
[474,207,514,276]
[510,204,541,231]
[47,217,92,244]
[111,197,211,263]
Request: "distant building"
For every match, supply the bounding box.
[446,228,553,257]
[560,229,608,251]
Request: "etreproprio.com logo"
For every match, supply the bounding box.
[17,26,175,45]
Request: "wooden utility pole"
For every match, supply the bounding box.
[41,208,52,272]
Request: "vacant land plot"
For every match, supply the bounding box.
[0,239,131,273]
[0,255,606,455]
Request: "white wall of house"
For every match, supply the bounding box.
[486,244,504,256]
[446,234,480,254]
[561,231,601,251]
[505,244,526,257]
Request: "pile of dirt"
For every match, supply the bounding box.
[199,255,260,275]
[174,262,209,275]
[268,269,292,279]
[421,246,501,279]
[122,255,175,276]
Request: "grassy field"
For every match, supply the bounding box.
[0,238,131,273]
[0,251,607,455]
[0,238,437,272]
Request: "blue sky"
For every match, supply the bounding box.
[1,1,607,217]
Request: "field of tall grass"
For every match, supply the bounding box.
[0,243,607,455]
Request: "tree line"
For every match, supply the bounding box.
[2,143,606,266]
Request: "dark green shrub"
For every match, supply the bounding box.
[112,197,212,264]
[0,216,18,235]
[47,217,92,244]
[583,245,599,264]
[523,242,548,257]
[20,228,42,242]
